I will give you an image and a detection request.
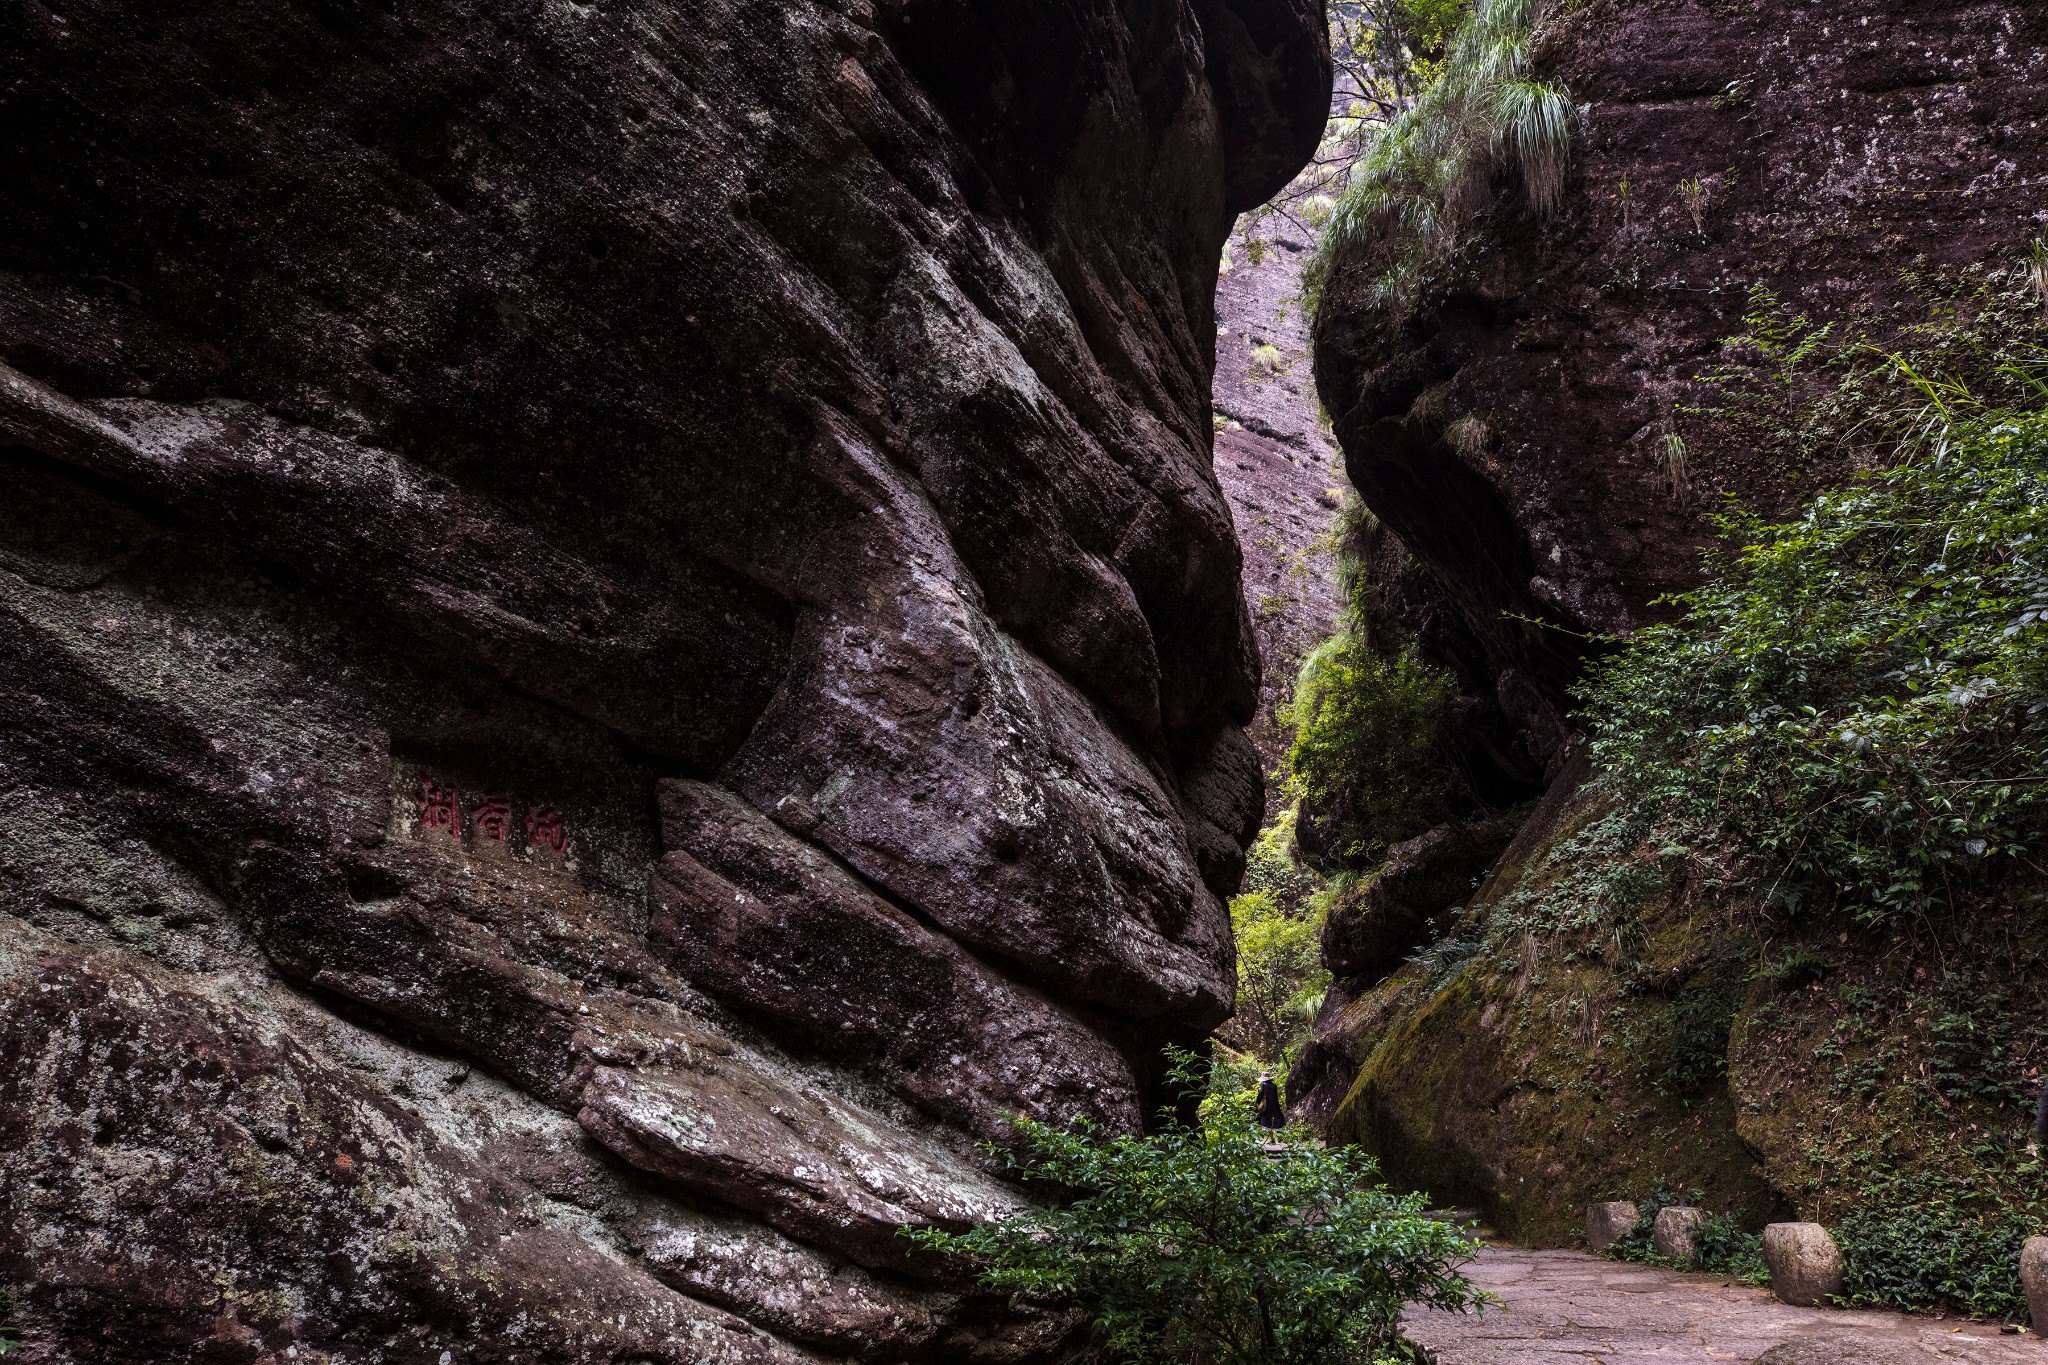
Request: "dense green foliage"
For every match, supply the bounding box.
[1584,404,2048,920]
[1601,1184,1767,1285]
[1220,814,1333,1071]
[1567,295,2048,1315]
[1800,966,2048,1315]
[1834,1198,2030,1319]
[1689,275,2048,480]
[1308,0,1573,316]
[910,1063,1486,1365]
[1281,636,1457,866]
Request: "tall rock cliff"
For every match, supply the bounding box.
[1299,0,2048,1234]
[1213,226,1347,769]
[0,1,1329,1357]
[1318,0,2048,781]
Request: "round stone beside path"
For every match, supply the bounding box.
[1404,1247,2040,1363]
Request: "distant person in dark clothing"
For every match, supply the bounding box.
[2033,1076,2048,1154]
[1254,1072,1285,1131]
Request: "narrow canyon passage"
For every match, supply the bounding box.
[1,0,2046,1356]
[1217,0,2048,1357]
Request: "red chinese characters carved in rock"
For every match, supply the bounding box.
[418,780,460,840]
[412,775,570,857]
[470,794,512,843]
[527,804,568,857]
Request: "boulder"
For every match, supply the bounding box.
[0,0,1333,1357]
[1653,1206,1703,1263]
[1319,812,1522,981]
[1762,1224,1845,1307]
[1586,1202,1640,1253]
[2023,1235,2048,1331]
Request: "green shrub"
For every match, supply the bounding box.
[1584,403,2048,921]
[1206,1050,1270,1105]
[1603,1185,1767,1283]
[1690,1213,1769,1285]
[1242,806,1325,914]
[1228,887,1331,1064]
[910,1056,1488,1365]
[1834,1203,2030,1319]
[1221,812,1333,1068]
[1281,635,1457,866]
[1919,977,2030,1107]
[1689,275,2047,480]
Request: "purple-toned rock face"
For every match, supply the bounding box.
[1313,0,2048,784]
[1297,0,2048,1239]
[0,1,1329,1357]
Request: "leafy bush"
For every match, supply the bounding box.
[1690,1212,1769,1285]
[1603,1184,1766,1283]
[1206,1050,1270,1104]
[1689,275,2047,480]
[912,1060,1487,1365]
[1220,813,1333,1068]
[1281,635,1457,867]
[1242,806,1325,915]
[1228,887,1330,1064]
[1834,1203,2030,1319]
[1913,976,2032,1108]
[1584,404,2048,920]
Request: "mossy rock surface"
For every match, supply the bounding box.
[1321,779,2048,1247]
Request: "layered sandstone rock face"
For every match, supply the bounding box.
[0,1,1327,1357]
[1295,0,2048,1228]
[1314,0,2048,779]
[1211,228,1348,768]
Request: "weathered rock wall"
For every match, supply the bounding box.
[1315,0,2048,778]
[1316,774,2048,1247]
[1212,227,1347,768]
[0,0,1329,1357]
[1297,0,2048,1210]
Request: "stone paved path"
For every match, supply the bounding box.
[1405,1248,2043,1364]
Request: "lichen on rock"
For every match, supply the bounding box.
[0,0,1332,1356]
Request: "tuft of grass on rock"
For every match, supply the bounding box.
[1308,0,1575,322]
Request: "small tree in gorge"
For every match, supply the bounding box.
[909,1054,1486,1365]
